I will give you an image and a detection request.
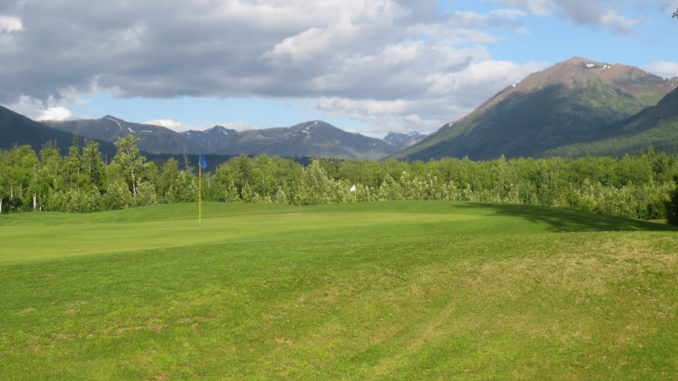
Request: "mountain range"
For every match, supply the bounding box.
[395,57,678,160]
[45,118,401,160]
[2,56,678,161]
[180,121,397,160]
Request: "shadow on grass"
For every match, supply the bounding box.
[460,203,678,233]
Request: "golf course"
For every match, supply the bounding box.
[1,201,677,380]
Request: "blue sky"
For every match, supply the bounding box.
[1,0,677,137]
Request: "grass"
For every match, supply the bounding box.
[0,201,676,380]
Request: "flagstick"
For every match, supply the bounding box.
[198,164,202,224]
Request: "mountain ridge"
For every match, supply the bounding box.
[44,116,205,154]
[0,105,117,155]
[394,57,678,161]
[181,120,397,160]
[44,116,398,160]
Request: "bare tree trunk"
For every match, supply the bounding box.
[33,194,37,211]
[0,198,3,214]
[183,145,190,171]
[131,170,137,196]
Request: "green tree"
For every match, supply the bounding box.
[39,142,62,191]
[158,158,182,201]
[0,151,7,213]
[299,160,332,205]
[668,176,678,226]
[6,145,39,211]
[63,136,84,189]
[112,135,146,196]
[102,180,135,210]
[82,140,106,191]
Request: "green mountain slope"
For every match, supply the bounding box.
[0,106,116,155]
[543,87,678,157]
[395,57,678,161]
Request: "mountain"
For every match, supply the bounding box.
[44,116,204,154]
[383,131,426,150]
[542,86,678,157]
[395,57,678,161]
[0,105,116,155]
[45,116,396,160]
[182,120,397,160]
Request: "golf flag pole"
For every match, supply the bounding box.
[198,155,207,223]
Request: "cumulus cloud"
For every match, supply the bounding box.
[598,10,644,34]
[492,0,647,34]
[493,0,554,16]
[143,119,260,133]
[643,61,678,78]
[318,59,547,136]
[0,0,547,133]
[143,119,188,131]
[0,0,664,134]
[37,107,72,121]
[2,94,78,121]
[0,15,22,32]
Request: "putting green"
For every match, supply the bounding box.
[0,201,670,262]
[0,210,478,261]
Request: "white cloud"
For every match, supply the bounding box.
[37,107,72,121]
[493,0,647,34]
[316,58,547,136]
[143,119,187,130]
[598,10,643,34]
[2,95,77,121]
[143,119,260,132]
[490,8,529,19]
[0,15,22,32]
[317,97,456,137]
[492,0,554,16]
[643,61,678,78]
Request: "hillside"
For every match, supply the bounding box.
[0,106,117,155]
[182,120,397,160]
[44,116,205,154]
[543,86,678,157]
[395,57,678,161]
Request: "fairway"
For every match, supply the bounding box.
[1,201,677,380]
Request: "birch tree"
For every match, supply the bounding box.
[112,135,145,196]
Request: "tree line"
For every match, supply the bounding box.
[1,136,677,224]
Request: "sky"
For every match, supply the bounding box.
[1,0,678,138]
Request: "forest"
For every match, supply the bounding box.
[1,135,677,224]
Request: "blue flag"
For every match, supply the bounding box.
[199,155,207,169]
